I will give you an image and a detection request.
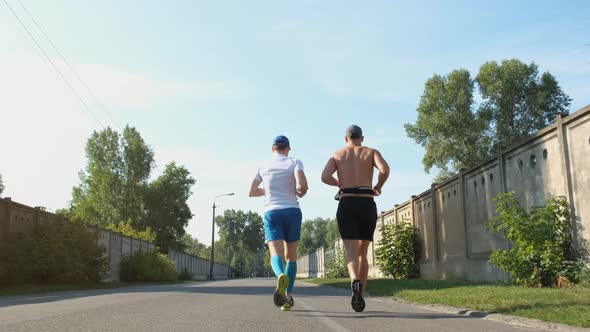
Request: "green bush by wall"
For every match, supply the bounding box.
[120,250,177,282]
[488,193,587,287]
[375,221,420,279]
[0,220,108,285]
[325,249,349,279]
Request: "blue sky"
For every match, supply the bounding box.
[1,0,588,244]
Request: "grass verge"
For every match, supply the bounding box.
[305,278,590,328]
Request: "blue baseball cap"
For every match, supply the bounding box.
[272,135,290,147]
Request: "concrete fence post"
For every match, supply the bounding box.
[3,198,12,240]
[410,195,418,227]
[321,246,326,276]
[497,150,511,251]
[107,230,112,267]
[431,183,440,261]
[459,169,469,258]
[555,114,578,249]
[34,207,40,232]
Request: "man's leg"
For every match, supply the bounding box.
[358,240,371,296]
[343,239,361,281]
[344,239,366,312]
[267,240,285,276]
[268,240,289,307]
[284,241,298,297]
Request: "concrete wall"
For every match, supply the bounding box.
[169,249,232,280]
[0,199,63,239]
[297,104,590,281]
[96,228,156,281]
[0,197,232,281]
[296,246,326,278]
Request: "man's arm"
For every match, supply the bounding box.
[321,157,340,187]
[295,170,308,198]
[373,150,390,196]
[249,178,265,197]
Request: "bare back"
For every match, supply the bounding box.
[334,146,375,188]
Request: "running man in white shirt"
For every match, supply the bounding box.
[249,135,308,311]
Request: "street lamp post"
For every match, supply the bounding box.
[209,193,234,280]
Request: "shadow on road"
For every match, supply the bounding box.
[0,279,344,308]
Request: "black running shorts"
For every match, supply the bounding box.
[336,197,378,241]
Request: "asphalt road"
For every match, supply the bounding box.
[0,278,539,331]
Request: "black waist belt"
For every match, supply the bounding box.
[335,187,375,200]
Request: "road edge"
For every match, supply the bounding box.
[383,297,590,332]
[300,281,590,332]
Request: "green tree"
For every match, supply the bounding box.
[71,126,154,227]
[325,218,339,250]
[119,127,155,226]
[404,69,492,179]
[405,59,571,180]
[215,210,265,272]
[0,174,4,196]
[298,217,339,256]
[230,245,270,277]
[180,233,209,259]
[477,59,571,151]
[106,219,156,242]
[144,162,196,252]
[211,238,229,264]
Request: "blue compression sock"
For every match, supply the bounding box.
[285,261,297,293]
[271,255,285,277]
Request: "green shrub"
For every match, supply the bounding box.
[375,221,420,279]
[0,220,108,285]
[578,267,590,287]
[120,250,177,282]
[325,249,349,279]
[178,268,193,281]
[488,193,584,287]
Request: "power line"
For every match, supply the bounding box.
[16,0,119,129]
[1,0,105,129]
[0,0,52,69]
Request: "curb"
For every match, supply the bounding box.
[375,297,590,332]
[302,282,589,332]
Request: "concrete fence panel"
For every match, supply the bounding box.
[464,162,505,259]
[564,112,590,257]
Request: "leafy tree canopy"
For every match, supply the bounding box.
[405,59,571,181]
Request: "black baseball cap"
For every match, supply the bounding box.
[346,125,363,139]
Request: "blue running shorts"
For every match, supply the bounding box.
[263,207,302,243]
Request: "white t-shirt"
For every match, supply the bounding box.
[255,154,304,212]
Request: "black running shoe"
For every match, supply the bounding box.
[351,279,365,312]
[273,273,289,307]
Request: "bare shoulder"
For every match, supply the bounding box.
[362,146,378,156]
[333,147,348,159]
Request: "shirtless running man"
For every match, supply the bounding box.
[321,125,390,312]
